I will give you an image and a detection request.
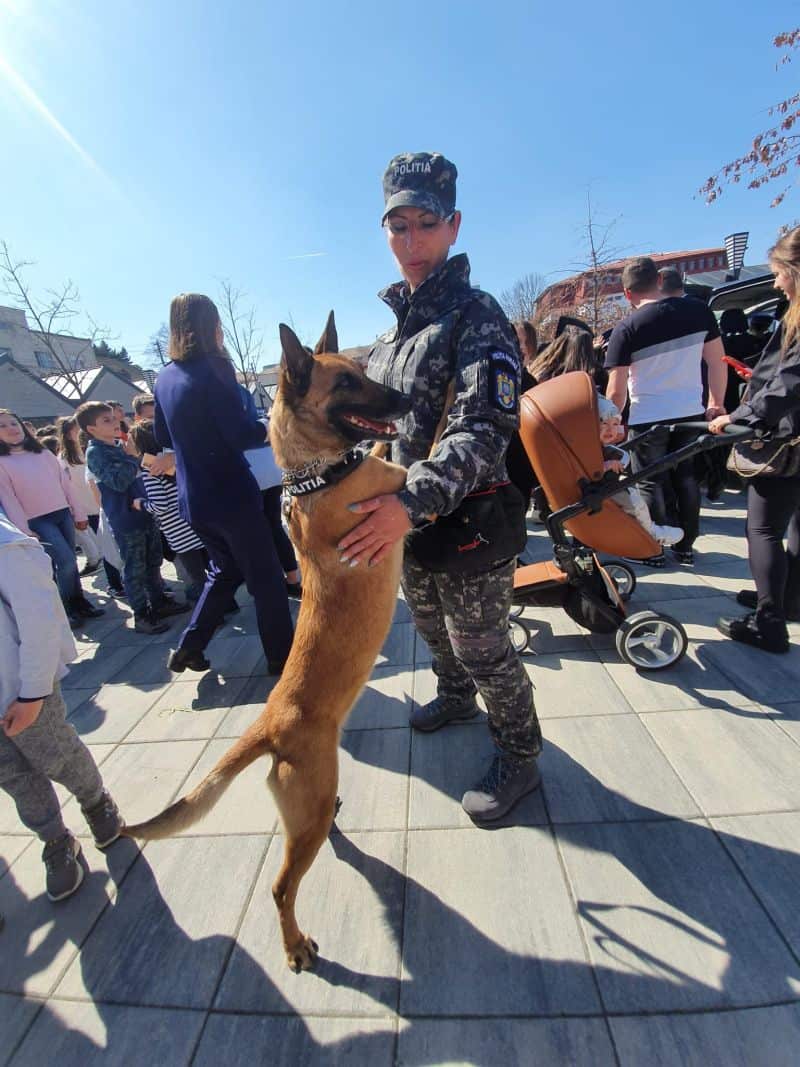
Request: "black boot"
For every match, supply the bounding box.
[168,648,211,673]
[717,612,790,654]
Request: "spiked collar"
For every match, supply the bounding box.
[282,448,366,498]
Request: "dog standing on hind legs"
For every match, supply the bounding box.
[123,312,412,972]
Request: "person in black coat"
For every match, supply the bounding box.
[154,293,293,674]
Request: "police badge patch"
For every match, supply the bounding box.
[488,350,519,411]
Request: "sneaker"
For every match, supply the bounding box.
[621,552,666,569]
[43,833,84,901]
[409,696,480,732]
[80,559,102,576]
[134,612,169,635]
[72,597,105,619]
[461,754,542,823]
[108,586,127,599]
[82,790,123,849]
[153,599,191,619]
[670,548,695,566]
[717,613,790,654]
[652,525,684,547]
[168,648,211,673]
[736,589,800,622]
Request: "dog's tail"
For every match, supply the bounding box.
[123,725,273,840]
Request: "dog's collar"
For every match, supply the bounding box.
[282,448,366,497]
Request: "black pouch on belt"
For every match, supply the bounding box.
[406,481,528,574]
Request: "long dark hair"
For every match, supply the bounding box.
[169,293,227,362]
[0,409,43,456]
[527,332,598,383]
[769,226,800,355]
[57,415,84,466]
[515,319,538,365]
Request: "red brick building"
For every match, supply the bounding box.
[535,247,729,334]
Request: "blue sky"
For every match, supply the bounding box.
[0,0,797,367]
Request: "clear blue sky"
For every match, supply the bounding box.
[1,0,797,367]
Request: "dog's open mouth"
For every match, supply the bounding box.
[331,406,404,443]
[341,413,398,438]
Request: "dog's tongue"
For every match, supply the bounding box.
[346,414,395,434]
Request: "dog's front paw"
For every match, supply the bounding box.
[287,934,319,972]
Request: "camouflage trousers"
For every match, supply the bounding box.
[116,524,165,617]
[402,553,542,761]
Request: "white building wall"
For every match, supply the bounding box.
[0,305,98,376]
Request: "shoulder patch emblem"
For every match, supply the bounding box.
[489,350,519,411]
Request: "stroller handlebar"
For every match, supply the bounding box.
[668,421,752,437]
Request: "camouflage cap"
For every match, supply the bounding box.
[381,152,457,222]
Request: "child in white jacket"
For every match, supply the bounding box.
[0,510,122,901]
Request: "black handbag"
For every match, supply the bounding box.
[726,435,800,479]
[406,481,528,574]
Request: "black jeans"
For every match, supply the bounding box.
[629,415,703,550]
[261,486,297,573]
[746,477,800,622]
[178,506,294,664]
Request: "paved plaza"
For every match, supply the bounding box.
[2,489,800,1066]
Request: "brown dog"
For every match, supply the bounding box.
[123,314,411,972]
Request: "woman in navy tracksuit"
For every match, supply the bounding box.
[154,293,293,674]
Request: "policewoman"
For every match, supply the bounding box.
[338,152,543,823]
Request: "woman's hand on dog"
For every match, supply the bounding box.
[338,494,412,567]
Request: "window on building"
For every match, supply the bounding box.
[34,350,57,370]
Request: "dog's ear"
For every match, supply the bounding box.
[279,323,314,396]
[313,310,338,355]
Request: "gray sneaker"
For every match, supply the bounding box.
[82,790,123,849]
[461,754,542,824]
[409,696,480,732]
[43,833,84,901]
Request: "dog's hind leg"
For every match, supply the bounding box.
[268,755,338,972]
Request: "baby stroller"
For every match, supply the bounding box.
[510,372,750,670]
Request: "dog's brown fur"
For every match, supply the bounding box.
[123,313,410,972]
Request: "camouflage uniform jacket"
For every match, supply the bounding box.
[367,253,521,526]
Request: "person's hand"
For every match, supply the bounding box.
[708,414,733,434]
[2,698,44,737]
[705,405,726,421]
[123,436,139,457]
[146,453,175,477]
[74,519,88,531]
[603,459,623,473]
[131,498,143,511]
[337,494,412,567]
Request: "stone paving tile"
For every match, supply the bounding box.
[601,643,755,713]
[337,728,409,831]
[0,836,140,997]
[124,676,249,743]
[0,994,41,1066]
[609,1003,800,1067]
[396,1017,617,1067]
[202,633,266,677]
[0,836,33,877]
[55,836,268,1008]
[10,998,205,1067]
[345,665,414,731]
[60,644,144,690]
[540,716,700,824]
[106,645,179,686]
[62,687,97,715]
[174,739,278,836]
[408,723,546,830]
[627,568,716,603]
[770,700,800,747]
[88,741,207,827]
[558,819,800,1013]
[194,1015,396,1067]
[524,650,633,718]
[377,623,415,667]
[215,830,404,1016]
[515,604,592,655]
[66,683,164,743]
[713,812,800,958]
[699,634,800,705]
[401,826,600,1016]
[642,709,800,816]
[214,674,279,737]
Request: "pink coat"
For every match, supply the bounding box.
[0,449,88,536]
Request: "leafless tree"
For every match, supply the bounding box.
[701,30,799,209]
[217,279,262,391]
[499,271,545,323]
[570,191,627,334]
[144,323,170,368]
[0,241,109,398]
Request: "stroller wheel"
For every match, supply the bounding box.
[509,619,531,653]
[509,603,525,618]
[615,610,687,671]
[604,561,637,602]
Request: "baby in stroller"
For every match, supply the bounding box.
[596,395,683,547]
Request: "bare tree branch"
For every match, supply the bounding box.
[217,279,263,391]
[499,272,546,323]
[143,323,170,368]
[569,191,628,334]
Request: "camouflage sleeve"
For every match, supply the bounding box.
[398,293,521,524]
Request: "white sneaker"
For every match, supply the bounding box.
[653,525,684,546]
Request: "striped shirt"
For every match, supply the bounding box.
[138,471,205,553]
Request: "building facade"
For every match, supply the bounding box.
[0,305,99,377]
